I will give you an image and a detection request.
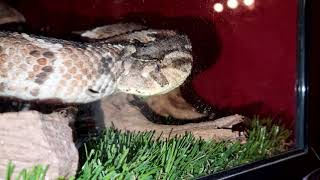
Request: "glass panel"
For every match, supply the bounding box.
[0,0,302,179]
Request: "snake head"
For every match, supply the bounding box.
[108,29,193,96]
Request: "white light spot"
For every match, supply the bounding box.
[213,3,224,13]
[227,0,239,9]
[243,0,255,6]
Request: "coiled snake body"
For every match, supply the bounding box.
[0,23,193,103]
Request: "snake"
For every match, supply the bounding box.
[0,23,193,104]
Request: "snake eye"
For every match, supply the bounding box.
[132,39,146,47]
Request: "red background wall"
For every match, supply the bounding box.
[9,0,297,125]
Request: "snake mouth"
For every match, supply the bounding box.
[116,51,193,96]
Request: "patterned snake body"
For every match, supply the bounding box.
[0,24,193,103]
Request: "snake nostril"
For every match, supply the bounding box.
[155,64,160,73]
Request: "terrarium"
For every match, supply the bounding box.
[0,0,318,179]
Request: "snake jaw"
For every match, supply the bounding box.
[116,50,192,96]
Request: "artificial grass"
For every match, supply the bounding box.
[5,161,49,180]
[4,117,291,180]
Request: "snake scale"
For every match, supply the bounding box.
[0,23,193,103]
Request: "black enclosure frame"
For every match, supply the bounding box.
[200,0,320,179]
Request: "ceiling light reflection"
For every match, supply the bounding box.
[227,0,239,9]
[213,3,224,13]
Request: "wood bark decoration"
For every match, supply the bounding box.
[100,93,245,141]
[0,1,25,25]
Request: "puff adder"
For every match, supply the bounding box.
[0,23,193,103]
